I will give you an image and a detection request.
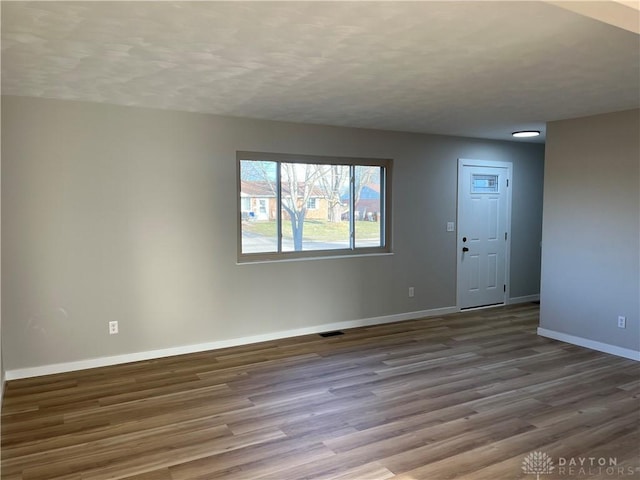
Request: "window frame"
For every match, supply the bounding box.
[306,197,318,210]
[237,151,392,262]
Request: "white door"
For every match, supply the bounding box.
[457,159,511,309]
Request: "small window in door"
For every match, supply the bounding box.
[471,174,499,193]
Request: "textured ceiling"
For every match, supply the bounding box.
[2,1,639,143]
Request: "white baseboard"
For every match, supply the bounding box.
[509,294,540,304]
[5,306,458,380]
[537,327,640,361]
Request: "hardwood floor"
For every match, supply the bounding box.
[2,303,639,479]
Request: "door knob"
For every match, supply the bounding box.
[462,247,469,252]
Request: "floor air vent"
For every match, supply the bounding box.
[319,331,344,338]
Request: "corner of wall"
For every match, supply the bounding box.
[1,92,4,414]
[540,109,640,358]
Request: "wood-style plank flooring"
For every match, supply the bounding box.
[2,304,639,479]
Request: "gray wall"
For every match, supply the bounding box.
[1,98,3,404]
[1,96,544,372]
[540,109,640,352]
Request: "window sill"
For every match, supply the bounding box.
[236,251,394,265]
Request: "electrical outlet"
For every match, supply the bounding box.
[408,287,415,298]
[109,321,119,335]
[617,316,626,329]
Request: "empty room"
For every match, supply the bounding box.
[1,1,639,479]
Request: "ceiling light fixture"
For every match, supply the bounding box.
[512,130,540,138]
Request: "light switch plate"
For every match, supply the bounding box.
[447,222,455,232]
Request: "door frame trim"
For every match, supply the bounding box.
[456,158,513,310]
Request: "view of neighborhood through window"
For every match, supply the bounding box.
[239,153,390,259]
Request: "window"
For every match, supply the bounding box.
[471,174,499,193]
[238,151,391,261]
